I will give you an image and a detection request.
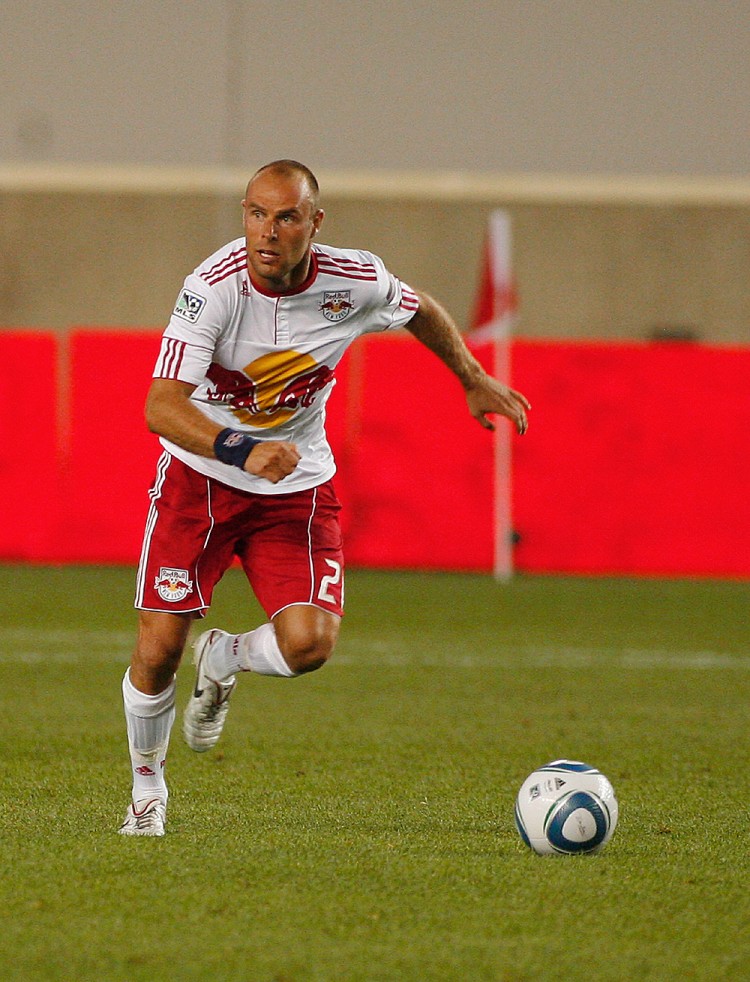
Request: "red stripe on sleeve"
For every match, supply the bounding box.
[155,337,187,379]
[400,287,420,311]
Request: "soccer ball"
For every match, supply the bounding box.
[514,759,618,856]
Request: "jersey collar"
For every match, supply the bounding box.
[248,249,319,298]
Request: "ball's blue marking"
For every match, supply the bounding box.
[538,759,598,774]
[544,790,609,854]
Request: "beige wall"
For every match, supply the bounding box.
[3,3,747,341]
[3,2,748,177]
[2,170,748,342]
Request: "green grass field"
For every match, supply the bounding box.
[2,564,748,981]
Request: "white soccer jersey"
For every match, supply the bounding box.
[153,238,420,494]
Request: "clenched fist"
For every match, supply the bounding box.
[244,441,301,483]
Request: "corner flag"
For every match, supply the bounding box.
[468,210,518,343]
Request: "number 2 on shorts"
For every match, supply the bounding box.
[317,559,342,605]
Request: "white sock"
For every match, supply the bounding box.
[122,669,176,803]
[209,623,297,678]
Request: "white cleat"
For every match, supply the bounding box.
[118,797,167,836]
[182,629,237,753]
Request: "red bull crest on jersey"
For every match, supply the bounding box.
[206,350,334,429]
[319,291,354,322]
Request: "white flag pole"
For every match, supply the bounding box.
[492,332,513,582]
[466,210,517,579]
[487,211,515,581]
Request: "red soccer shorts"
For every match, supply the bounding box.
[135,453,344,619]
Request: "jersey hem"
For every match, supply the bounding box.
[160,439,337,495]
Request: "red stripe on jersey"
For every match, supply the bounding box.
[317,266,378,282]
[202,247,247,282]
[315,247,373,267]
[400,288,420,311]
[318,256,375,274]
[316,252,378,281]
[316,260,377,277]
[317,262,377,282]
[169,339,185,377]
[172,339,186,375]
[204,259,246,286]
[155,338,187,379]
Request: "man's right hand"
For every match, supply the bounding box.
[244,441,301,483]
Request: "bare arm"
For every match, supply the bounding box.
[145,378,300,483]
[405,290,531,434]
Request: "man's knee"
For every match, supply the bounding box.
[132,610,194,693]
[284,635,333,674]
[274,606,340,675]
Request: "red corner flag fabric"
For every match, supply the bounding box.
[467,210,518,343]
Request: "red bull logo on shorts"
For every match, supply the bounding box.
[155,567,194,602]
[206,350,334,429]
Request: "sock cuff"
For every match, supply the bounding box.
[240,623,297,677]
[122,669,176,717]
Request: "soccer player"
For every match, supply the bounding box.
[118,159,531,835]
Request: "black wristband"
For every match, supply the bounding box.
[213,428,261,469]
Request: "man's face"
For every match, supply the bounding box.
[242,170,324,293]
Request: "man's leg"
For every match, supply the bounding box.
[183,479,344,752]
[182,605,339,752]
[207,603,339,677]
[119,610,192,836]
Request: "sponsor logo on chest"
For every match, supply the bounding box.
[206,352,333,429]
